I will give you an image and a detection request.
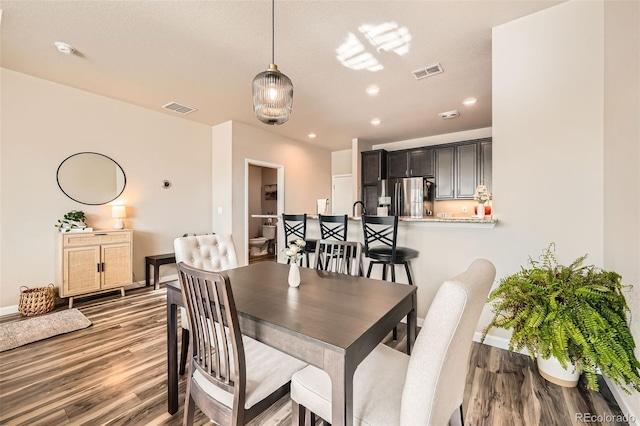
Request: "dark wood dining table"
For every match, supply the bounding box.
[166,261,417,426]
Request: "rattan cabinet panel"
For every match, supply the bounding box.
[57,230,133,307]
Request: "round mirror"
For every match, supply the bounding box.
[56,152,126,205]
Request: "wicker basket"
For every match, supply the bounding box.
[18,284,56,316]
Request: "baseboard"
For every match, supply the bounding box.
[0,305,18,316]
[473,331,530,356]
[603,377,638,422]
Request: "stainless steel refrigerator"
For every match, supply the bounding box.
[387,177,434,218]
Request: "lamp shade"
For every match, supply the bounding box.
[112,205,126,219]
[252,64,293,125]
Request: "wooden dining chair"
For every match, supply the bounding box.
[174,234,239,375]
[178,262,307,426]
[290,259,496,426]
[313,239,362,276]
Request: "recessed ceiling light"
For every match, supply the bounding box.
[370,118,381,126]
[438,110,460,119]
[54,41,76,55]
[308,133,317,139]
[463,97,477,106]
[365,86,380,96]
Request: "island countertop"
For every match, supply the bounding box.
[306,214,497,228]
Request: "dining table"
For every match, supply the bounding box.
[166,261,417,426]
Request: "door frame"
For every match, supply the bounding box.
[244,159,284,264]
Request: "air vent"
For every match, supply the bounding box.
[438,110,460,119]
[411,63,444,80]
[162,102,196,115]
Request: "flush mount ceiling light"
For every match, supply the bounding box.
[308,133,317,139]
[438,110,460,119]
[463,97,478,106]
[54,41,76,55]
[252,0,293,125]
[365,85,380,96]
[370,118,381,126]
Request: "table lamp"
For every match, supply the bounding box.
[112,205,127,229]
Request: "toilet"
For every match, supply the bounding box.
[249,237,269,256]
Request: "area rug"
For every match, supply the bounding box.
[0,308,92,352]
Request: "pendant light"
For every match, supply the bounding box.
[252,0,293,125]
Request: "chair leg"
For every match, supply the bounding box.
[392,325,398,341]
[183,377,195,426]
[291,400,306,426]
[448,404,464,426]
[179,328,189,375]
[382,263,388,281]
[404,261,414,285]
[366,262,374,278]
[390,264,396,282]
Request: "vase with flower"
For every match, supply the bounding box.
[473,181,491,219]
[283,239,306,287]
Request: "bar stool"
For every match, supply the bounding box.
[318,214,348,240]
[361,215,418,339]
[282,214,316,267]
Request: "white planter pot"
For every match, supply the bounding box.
[536,354,580,387]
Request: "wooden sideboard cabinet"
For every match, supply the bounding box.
[56,229,133,308]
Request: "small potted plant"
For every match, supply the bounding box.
[482,243,640,393]
[55,210,88,232]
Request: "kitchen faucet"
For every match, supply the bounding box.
[352,201,367,217]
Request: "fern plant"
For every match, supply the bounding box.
[482,243,640,394]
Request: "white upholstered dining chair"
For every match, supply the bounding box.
[174,234,239,375]
[290,258,496,426]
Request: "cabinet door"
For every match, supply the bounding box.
[101,243,132,288]
[479,141,492,193]
[409,148,434,177]
[362,185,379,216]
[63,246,101,296]
[387,151,409,179]
[435,147,455,199]
[361,151,387,185]
[456,143,478,199]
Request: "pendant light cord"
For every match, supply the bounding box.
[271,0,275,64]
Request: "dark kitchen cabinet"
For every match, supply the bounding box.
[388,148,434,178]
[362,185,380,216]
[409,148,434,177]
[361,150,387,186]
[435,146,455,199]
[479,141,492,193]
[434,138,491,200]
[456,143,478,199]
[387,150,409,179]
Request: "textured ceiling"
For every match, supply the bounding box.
[0,1,563,151]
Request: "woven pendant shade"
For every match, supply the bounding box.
[252,64,293,125]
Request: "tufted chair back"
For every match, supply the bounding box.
[174,234,238,272]
[174,234,239,334]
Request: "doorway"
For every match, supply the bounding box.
[245,160,284,265]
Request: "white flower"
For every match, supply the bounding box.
[295,239,306,248]
[473,183,491,204]
[283,240,306,262]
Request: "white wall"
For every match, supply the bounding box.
[0,69,213,309]
[331,149,352,175]
[211,121,332,266]
[372,127,492,151]
[603,0,640,416]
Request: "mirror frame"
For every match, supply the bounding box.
[56,152,127,205]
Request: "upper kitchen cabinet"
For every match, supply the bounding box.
[435,146,455,199]
[409,148,434,177]
[361,149,387,186]
[435,138,492,200]
[387,148,434,179]
[479,140,492,193]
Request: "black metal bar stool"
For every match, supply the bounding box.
[361,215,418,339]
[282,214,317,267]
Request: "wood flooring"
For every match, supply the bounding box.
[0,284,630,426]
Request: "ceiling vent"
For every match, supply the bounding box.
[162,102,196,115]
[438,110,459,119]
[411,63,443,80]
